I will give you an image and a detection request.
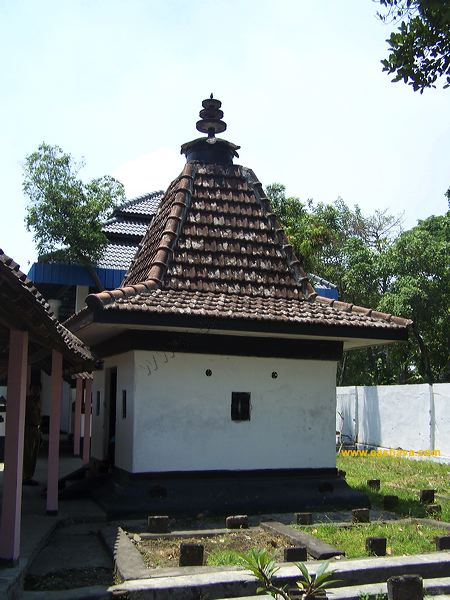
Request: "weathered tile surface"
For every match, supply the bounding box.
[83,162,411,334]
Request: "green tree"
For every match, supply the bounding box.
[23,143,125,291]
[377,0,450,92]
[379,213,450,383]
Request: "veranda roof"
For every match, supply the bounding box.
[0,249,94,377]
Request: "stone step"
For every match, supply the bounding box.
[216,576,450,599]
[110,552,450,599]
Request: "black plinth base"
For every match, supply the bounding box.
[90,468,370,520]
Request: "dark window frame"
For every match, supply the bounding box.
[231,392,251,421]
[122,390,127,419]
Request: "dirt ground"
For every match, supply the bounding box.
[24,567,114,591]
[136,528,292,568]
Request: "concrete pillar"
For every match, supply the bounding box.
[0,329,28,565]
[82,378,92,465]
[75,285,89,314]
[46,350,63,515]
[73,378,83,456]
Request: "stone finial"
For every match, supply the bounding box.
[196,94,227,141]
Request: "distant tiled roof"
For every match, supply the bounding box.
[118,191,164,217]
[97,242,140,270]
[102,220,149,237]
[84,162,411,337]
[99,191,164,271]
[0,249,93,369]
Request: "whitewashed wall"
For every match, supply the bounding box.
[337,383,450,460]
[89,352,135,470]
[434,384,450,458]
[130,351,337,473]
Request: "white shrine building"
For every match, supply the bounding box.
[67,97,411,516]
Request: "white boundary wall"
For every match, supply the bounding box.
[337,383,450,461]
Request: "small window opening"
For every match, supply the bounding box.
[231,392,251,421]
[122,390,127,419]
[96,391,100,416]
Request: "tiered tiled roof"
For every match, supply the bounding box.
[0,249,93,370]
[97,191,163,270]
[84,161,411,337]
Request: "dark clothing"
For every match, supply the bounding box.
[23,390,41,481]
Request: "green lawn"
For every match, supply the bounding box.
[293,521,447,559]
[337,454,450,521]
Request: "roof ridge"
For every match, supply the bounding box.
[87,164,196,309]
[242,167,317,301]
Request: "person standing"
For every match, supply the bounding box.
[23,382,41,486]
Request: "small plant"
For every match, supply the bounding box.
[240,549,339,599]
[295,560,340,598]
[358,594,387,600]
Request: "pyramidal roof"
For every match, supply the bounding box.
[84,97,411,338]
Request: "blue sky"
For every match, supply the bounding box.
[1,0,448,271]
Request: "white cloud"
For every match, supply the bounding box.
[113,147,184,198]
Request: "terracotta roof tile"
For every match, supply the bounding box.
[84,161,411,336]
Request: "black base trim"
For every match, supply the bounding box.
[89,468,369,519]
[93,330,343,361]
[113,467,339,482]
[46,510,58,516]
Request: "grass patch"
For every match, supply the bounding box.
[137,529,290,568]
[337,454,450,521]
[293,521,447,559]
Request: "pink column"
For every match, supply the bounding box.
[82,378,92,465]
[0,329,28,565]
[46,350,62,515]
[73,377,83,456]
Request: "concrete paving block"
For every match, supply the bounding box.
[419,488,435,504]
[387,574,423,600]
[436,535,450,551]
[147,516,170,534]
[179,543,204,567]
[283,546,307,562]
[352,508,370,523]
[365,536,387,556]
[295,512,312,525]
[226,515,249,529]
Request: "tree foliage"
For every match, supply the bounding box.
[376,0,450,92]
[379,214,450,383]
[266,183,449,385]
[24,143,125,289]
